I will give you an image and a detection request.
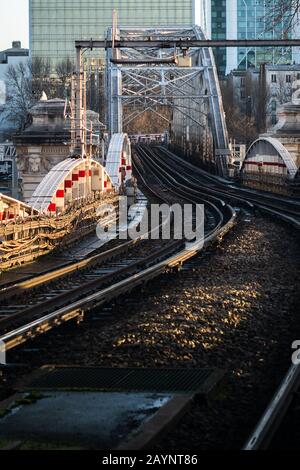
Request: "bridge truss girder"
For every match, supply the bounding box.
[106,28,207,132]
[105,26,230,176]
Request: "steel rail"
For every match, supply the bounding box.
[243,363,300,450]
[136,145,300,451]
[159,145,300,207]
[151,146,300,228]
[0,203,181,331]
[134,147,231,245]
[0,238,138,302]
[0,152,235,352]
[0,208,235,352]
[133,148,227,241]
[0,191,172,303]
[0,240,182,331]
[134,145,228,207]
[0,211,235,352]
[134,145,250,217]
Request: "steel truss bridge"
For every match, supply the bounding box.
[101,26,230,176]
[75,28,300,180]
[0,25,299,232]
[73,26,230,176]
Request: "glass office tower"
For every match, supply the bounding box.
[29,0,195,69]
[200,0,293,75]
[211,0,227,76]
[236,0,291,70]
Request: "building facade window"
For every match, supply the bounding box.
[271,74,277,83]
[211,0,227,76]
[236,0,292,71]
[286,75,291,83]
[29,0,195,69]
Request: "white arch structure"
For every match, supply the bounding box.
[28,158,114,214]
[28,133,132,214]
[241,136,298,180]
[105,133,132,189]
[0,133,132,220]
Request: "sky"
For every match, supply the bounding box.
[0,0,29,51]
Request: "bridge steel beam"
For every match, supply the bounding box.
[76,39,300,50]
[194,26,230,176]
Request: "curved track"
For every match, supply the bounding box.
[140,145,300,228]
[133,144,300,451]
[0,156,235,352]
[243,361,300,450]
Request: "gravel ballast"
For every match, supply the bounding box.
[7,215,300,449]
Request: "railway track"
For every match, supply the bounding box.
[243,360,300,450]
[0,158,236,353]
[0,239,180,330]
[133,145,300,451]
[140,145,300,228]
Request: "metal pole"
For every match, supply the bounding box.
[11,154,18,199]
[76,47,84,157]
[242,0,248,69]
[255,2,257,68]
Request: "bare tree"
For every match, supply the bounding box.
[247,67,271,134]
[1,56,105,133]
[56,57,74,99]
[2,61,34,130]
[220,79,259,144]
[265,0,300,33]
[29,57,52,98]
[1,57,74,131]
[275,74,293,104]
[85,65,106,117]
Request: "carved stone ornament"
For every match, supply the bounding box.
[28,155,42,174]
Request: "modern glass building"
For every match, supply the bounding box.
[211,0,227,76]
[200,0,294,76]
[236,0,291,70]
[29,0,196,70]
